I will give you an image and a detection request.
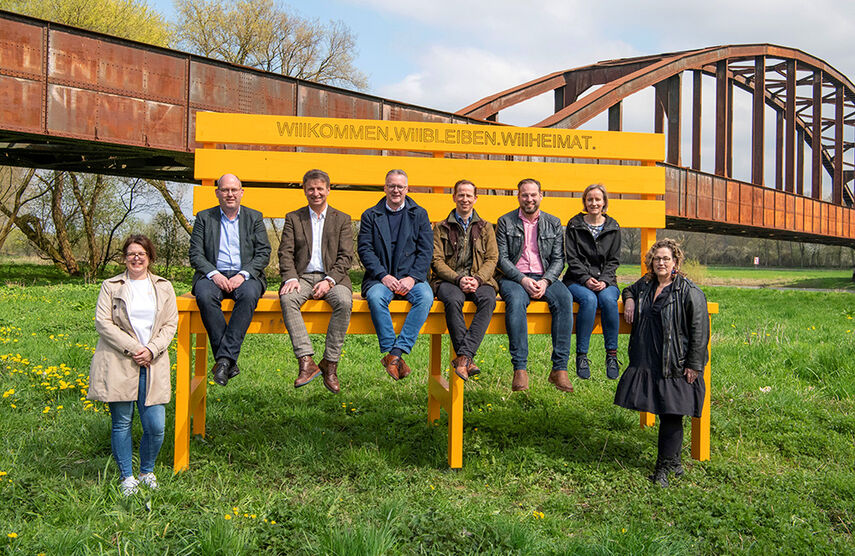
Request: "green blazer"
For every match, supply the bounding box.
[189,205,272,291]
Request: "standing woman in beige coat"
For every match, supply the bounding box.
[88,235,178,496]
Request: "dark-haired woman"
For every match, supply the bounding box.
[88,235,178,496]
[614,238,709,487]
[563,183,622,379]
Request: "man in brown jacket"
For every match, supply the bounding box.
[278,169,353,393]
[431,179,498,381]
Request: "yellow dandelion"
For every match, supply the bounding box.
[250,514,256,519]
[271,520,277,525]
[0,471,5,476]
[7,532,17,538]
[224,514,231,520]
[42,406,50,413]
[232,506,239,514]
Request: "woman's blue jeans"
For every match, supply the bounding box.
[108,367,165,479]
[566,283,620,353]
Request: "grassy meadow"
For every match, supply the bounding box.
[0,264,853,554]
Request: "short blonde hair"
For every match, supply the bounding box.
[582,183,608,212]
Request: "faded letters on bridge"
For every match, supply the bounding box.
[275,120,594,152]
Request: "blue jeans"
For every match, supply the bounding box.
[567,283,620,353]
[499,274,573,371]
[108,367,165,479]
[365,281,433,353]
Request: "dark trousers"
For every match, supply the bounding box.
[436,282,497,359]
[658,414,683,459]
[193,271,264,362]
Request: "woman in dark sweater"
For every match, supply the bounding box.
[615,238,709,487]
[562,183,622,379]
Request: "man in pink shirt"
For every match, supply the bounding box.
[496,178,574,392]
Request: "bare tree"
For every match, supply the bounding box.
[174,0,368,89]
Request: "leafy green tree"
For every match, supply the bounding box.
[0,0,170,46]
[174,0,367,89]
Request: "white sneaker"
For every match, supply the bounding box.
[120,476,139,496]
[138,473,158,490]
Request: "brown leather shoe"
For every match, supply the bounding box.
[319,358,340,394]
[511,369,529,391]
[398,356,412,379]
[548,369,574,392]
[294,355,321,388]
[452,355,470,381]
[467,361,481,377]
[380,354,401,380]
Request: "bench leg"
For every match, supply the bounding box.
[192,332,208,437]
[640,411,656,428]
[448,365,464,469]
[174,313,191,473]
[428,334,442,424]
[691,317,713,461]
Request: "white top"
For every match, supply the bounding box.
[305,205,328,273]
[128,277,157,346]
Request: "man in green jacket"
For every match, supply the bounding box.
[430,180,498,381]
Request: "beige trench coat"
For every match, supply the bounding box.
[87,271,178,406]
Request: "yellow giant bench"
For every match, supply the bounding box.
[173,112,718,472]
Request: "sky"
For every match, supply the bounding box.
[149,0,855,120]
[149,0,855,190]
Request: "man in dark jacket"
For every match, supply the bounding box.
[430,179,498,381]
[357,169,433,380]
[189,173,271,386]
[278,169,353,394]
[496,178,573,393]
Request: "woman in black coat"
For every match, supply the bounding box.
[614,238,709,487]
[562,183,621,380]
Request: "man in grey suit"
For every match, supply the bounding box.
[189,173,271,386]
[278,169,353,393]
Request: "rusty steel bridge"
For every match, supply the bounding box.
[1,10,854,247]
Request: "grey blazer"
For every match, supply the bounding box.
[189,205,272,291]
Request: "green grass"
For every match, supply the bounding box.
[0,266,853,553]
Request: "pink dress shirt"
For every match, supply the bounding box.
[515,209,544,274]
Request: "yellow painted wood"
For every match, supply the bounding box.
[428,335,443,423]
[195,112,665,161]
[448,372,464,469]
[192,186,666,229]
[173,294,716,471]
[692,315,713,461]
[173,312,190,473]
[192,332,207,436]
[194,149,666,194]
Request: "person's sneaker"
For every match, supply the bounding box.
[138,473,159,490]
[120,475,139,497]
[605,352,620,380]
[575,353,591,380]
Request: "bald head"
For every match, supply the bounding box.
[215,173,244,217]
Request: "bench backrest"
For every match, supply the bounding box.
[192,113,665,254]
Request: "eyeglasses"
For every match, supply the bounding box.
[385,184,407,191]
[652,256,673,263]
[126,252,147,260]
[217,188,242,196]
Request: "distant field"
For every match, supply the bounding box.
[618,264,855,289]
[0,265,853,553]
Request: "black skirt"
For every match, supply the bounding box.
[613,284,705,418]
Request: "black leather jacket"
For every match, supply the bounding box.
[495,209,565,284]
[562,212,621,287]
[622,274,709,379]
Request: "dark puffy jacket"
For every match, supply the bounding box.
[622,274,709,379]
[562,212,621,287]
[495,209,565,284]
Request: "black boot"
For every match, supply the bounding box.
[648,456,670,487]
[668,452,684,477]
